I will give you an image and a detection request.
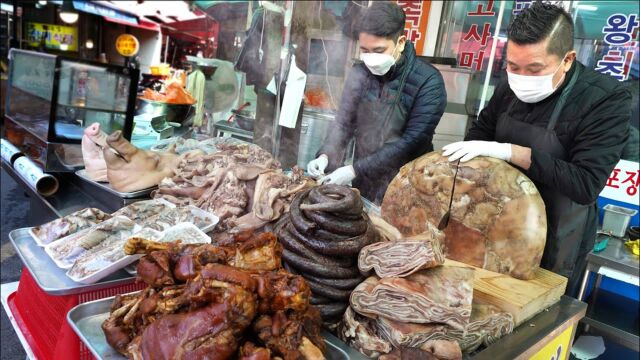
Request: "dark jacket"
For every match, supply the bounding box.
[467,62,631,206]
[319,42,447,203]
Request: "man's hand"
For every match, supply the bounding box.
[442,141,512,162]
[320,165,356,186]
[307,154,329,178]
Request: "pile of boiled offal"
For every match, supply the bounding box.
[334,150,550,359]
[337,230,514,360]
[80,126,542,358]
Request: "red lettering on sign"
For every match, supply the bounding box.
[467,0,495,16]
[622,170,639,196]
[405,28,423,43]
[397,0,423,27]
[459,51,486,71]
[462,23,492,46]
[606,168,621,189]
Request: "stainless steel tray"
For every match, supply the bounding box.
[68,295,368,360]
[9,228,135,295]
[75,170,156,199]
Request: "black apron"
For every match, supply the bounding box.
[352,55,414,204]
[495,66,593,291]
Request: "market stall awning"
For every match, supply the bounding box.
[112,0,207,24]
[193,0,250,22]
[70,1,139,26]
[161,17,218,44]
[49,0,163,31]
[103,17,161,32]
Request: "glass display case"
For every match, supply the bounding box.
[4,49,139,172]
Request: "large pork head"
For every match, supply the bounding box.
[104,131,180,193]
[81,123,108,182]
[381,151,547,280]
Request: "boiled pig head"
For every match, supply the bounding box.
[104,131,180,193]
[81,123,108,182]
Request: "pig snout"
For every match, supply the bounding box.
[85,123,101,136]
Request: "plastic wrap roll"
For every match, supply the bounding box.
[1,138,24,164]
[13,156,59,197]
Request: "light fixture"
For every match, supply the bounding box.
[59,0,78,24]
[60,43,69,51]
[85,39,94,49]
[577,4,598,11]
[38,0,47,5]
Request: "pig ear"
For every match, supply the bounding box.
[105,131,138,162]
[167,143,177,154]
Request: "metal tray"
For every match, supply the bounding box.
[75,170,156,199]
[8,228,135,295]
[68,295,369,360]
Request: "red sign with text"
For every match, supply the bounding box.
[396,0,432,55]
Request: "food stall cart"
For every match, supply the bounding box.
[1,2,594,360]
[1,162,588,359]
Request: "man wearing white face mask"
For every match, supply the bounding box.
[307,2,446,204]
[443,2,631,297]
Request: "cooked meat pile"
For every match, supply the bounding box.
[381,151,546,280]
[152,143,314,237]
[102,232,326,360]
[340,234,514,359]
[273,185,379,324]
[350,266,474,330]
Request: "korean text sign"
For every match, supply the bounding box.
[601,159,640,206]
[115,34,140,57]
[595,13,639,81]
[396,0,432,56]
[26,22,78,51]
[459,0,495,71]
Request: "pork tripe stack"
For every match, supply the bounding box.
[339,234,514,359]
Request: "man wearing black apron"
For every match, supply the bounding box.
[443,3,631,296]
[306,2,447,204]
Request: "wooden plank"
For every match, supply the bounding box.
[445,259,567,326]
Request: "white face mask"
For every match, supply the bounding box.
[360,39,402,76]
[507,59,566,103]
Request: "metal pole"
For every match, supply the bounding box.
[478,0,506,112]
[164,35,169,63]
[9,0,19,48]
[271,0,293,159]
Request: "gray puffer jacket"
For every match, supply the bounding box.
[318,42,447,203]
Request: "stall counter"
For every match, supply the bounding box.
[1,159,144,222]
[1,158,588,360]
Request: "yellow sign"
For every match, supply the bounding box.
[26,22,78,51]
[530,325,575,360]
[115,34,140,57]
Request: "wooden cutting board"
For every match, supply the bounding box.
[445,259,567,326]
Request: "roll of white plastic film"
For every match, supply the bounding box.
[13,156,60,197]
[0,138,24,164]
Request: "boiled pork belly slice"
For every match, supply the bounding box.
[376,303,514,353]
[358,236,444,278]
[350,266,474,330]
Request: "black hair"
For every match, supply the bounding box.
[507,1,574,58]
[354,2,406,41]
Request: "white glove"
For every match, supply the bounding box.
[442,141,512,162]
[307,154,329,178]
[320,165,356,186]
